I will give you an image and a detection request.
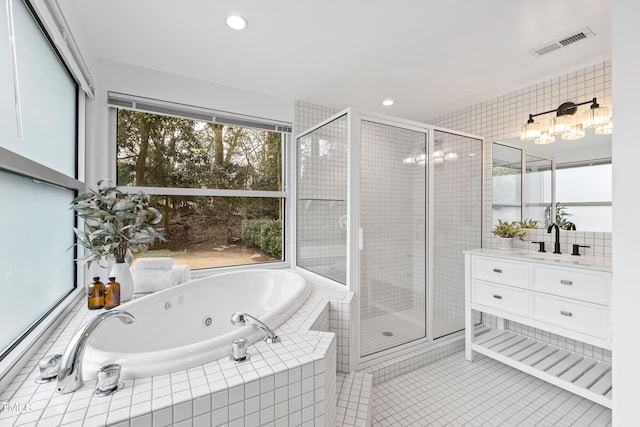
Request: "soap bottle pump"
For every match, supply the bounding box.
[87,277,105,310]
[105,277,121,309]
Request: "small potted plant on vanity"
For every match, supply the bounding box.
[493,219,527,250]
[70,181,165,301]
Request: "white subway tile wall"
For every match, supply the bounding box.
[0,274,353,426]
[429,61,613,362]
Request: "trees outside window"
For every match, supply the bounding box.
[116,110,286,270]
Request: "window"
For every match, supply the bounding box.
[0,0,81,361]
[556,161,612,232]
[113,98,289,271]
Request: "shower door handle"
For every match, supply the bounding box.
[359,227,363,250]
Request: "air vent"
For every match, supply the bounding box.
[529,27,596,57]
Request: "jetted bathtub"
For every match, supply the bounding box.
[82,269,311,379]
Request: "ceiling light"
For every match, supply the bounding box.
[226,15,247,30]
[382,99,394,106]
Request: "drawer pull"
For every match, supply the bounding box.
[560,310,573,317]
[560,280,573,285]
[493,294,503,300]
[493,268,502,273]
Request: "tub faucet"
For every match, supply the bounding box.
[547,223,562,254]
[230,311,280,343]
[56,310,135,394]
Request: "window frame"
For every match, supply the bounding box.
[0,0,87,389]
[108,97,291,276]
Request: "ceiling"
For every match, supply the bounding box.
[59,0,611,122]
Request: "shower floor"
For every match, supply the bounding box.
[361,308,462,357]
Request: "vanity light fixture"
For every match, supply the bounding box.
[433,150,445,164]
[226,15,248,30]
[521,98,611,143]
[445,152,459,161]
[595,120,613,135]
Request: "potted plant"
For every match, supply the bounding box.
[518,218,538,229]
[70,181,165,301]
[493,219,526,250]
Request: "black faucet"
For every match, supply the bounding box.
[547,223,561,254]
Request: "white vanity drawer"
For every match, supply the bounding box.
[472,280,528,316]
[530,264,610,305]
[531,293,609,339]
[472,256,527,288]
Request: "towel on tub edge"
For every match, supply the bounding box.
[131,258,191,294]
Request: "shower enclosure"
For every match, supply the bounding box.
[296,109,482,364]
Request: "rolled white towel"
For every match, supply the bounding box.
[131,269,174,294]
[171,265,191,285]
[133,258,174,270]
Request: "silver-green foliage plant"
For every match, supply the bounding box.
[70,181,166,266]
[493,219,527,240]
[518,218,538,229]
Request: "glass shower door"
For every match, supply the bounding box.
[360,120,427,357]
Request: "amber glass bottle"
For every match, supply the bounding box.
[87,277,105,310]
[105,277,121,309]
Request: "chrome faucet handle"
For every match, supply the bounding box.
[35,354,62,383]
[95,364,123,396]
[230,337,250,362]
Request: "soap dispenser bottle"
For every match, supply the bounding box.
[87,277,105,310]
[104,277,121,309]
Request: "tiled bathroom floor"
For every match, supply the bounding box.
[372,352,611,426]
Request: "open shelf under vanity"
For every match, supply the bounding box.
[471,329,611,408]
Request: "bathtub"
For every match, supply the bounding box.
[82,269,311,379]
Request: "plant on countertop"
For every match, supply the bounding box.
[493,219,527,240]
[70,181,166,266]
[518,218,539,229]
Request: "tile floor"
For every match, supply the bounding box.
[372,352,611,426]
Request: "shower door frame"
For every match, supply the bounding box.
[352,114,484,368]
[291,108,484,369]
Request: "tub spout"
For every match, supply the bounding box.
[230,311,280,344]
[57,310,135,394]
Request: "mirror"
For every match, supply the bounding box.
[492,144,522,224]
[494,128,612,232]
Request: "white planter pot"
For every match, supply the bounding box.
[110,262,134,302]
[498,237,515,251]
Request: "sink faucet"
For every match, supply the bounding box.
[547,223,562,254]
[230,311,280,343]
[57,310,135,394]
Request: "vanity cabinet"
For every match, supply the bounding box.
[464,249,612,408]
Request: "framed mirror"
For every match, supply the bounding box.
[494,128,611,232]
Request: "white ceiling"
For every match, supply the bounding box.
[59,0,611,122]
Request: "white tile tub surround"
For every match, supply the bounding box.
[0,271,353,427]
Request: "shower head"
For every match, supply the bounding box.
[230,311,246,326]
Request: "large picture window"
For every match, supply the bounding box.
[114,104,289,270]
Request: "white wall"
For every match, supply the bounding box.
[84,59,293,186]
[611,0,640,424]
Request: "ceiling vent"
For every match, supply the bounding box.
[529,27,596,57]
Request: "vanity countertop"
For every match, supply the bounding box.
[464,248,612,272]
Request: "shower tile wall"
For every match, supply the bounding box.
[429,60,612,358]
[432,131,483,338]
[360,121,425,321]
[296,110,348,283]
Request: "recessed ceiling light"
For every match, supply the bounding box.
[382,99,394,106]
[226,15,247,31]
